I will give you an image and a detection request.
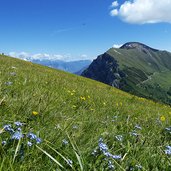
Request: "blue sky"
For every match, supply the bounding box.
[0,0,171,61]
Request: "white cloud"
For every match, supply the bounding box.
[9,52,17,57]
[80,54,88,59]
[111,1,119,7]
[110,9,118,16]
[53,54,64,60]
[32,53,54,60]
[113,44,123,48]
[18,52,30,60]
[8,52,92,61]
[110,0,171,24]
[9,52,30,61]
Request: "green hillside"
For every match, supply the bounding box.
[82,42,171,105]
[1,54,171,170]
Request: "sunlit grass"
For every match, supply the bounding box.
[1,55,171,170]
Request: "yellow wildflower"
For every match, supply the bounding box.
[88,95,90,99]
[103,102,106,106]
[0,128,4,134]
[72,105,77,109]
[70,93,74,96]
[32,111,39,116]
[160,116,166,122]
[80,96,86,101]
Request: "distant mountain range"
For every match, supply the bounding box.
[82,42,171,104]
[31,59,91,74]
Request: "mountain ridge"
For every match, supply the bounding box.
[82,42,171,104]
[120,42,159,52]
[31,59,91,73]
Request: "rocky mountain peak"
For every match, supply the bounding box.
[120,42,159,52]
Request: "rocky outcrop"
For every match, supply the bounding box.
[81,53,125,88]
[120,42,159,52]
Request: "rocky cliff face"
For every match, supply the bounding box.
[81,53,125,88]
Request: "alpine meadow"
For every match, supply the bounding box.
[1,54,171,170]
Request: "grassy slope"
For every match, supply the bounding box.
[107,48,171,74]
[143,71,171,89]
[1,55,171,170]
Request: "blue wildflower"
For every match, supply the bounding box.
[135,125,142,130]
[17,128,22,132]
[11,131,23,140]
[112,155,122,160]
[2,121,42,149]
[165,150,171,155]
[3,124,14,133]
[166,145,171,150]
[72,125,78,129]
[67,159,73,166]
[98,138,109,153]
[26,132,42,145]
[135,164,143,169]
[92,149,97,156]
[112,116,118,122]
[165,127,171,134]
[2,141,7,145]
[98,138,122,163]
[165,146,171,155]
[108,160,115,170]
[14,121,23,127]
[36,138,42,144]
[130,131,139,136]
[5,81,13,86]
[104,151,112,157]
[99,143,108,152]
[62,139,69,145]
[27,132,37,140]
[27,141,33,147]
[165,127,171,131]
[3,124,11,131]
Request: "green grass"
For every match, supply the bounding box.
[144,70,171,90]
[1,55,171,170]
[107,48,171,74]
